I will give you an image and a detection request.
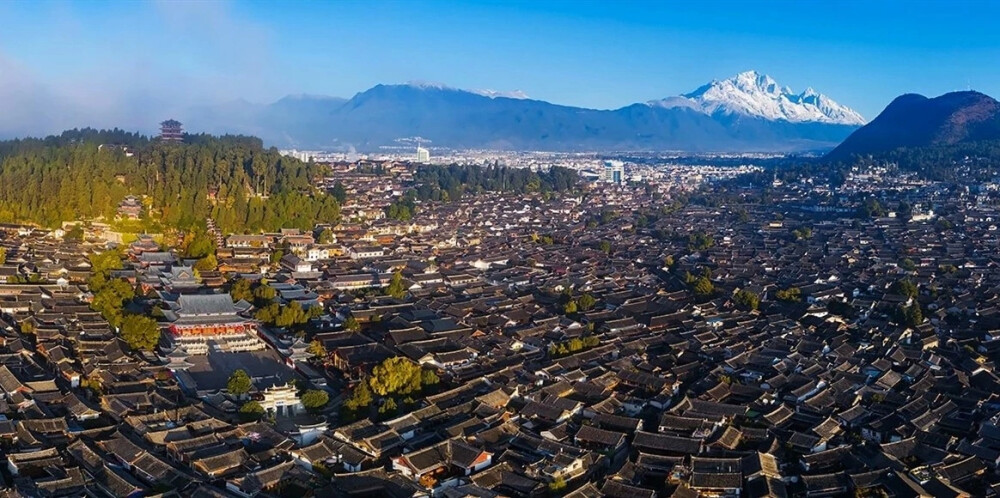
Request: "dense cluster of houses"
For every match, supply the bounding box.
[0,160,996,497]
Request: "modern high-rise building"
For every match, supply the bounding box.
[603,160,625,184]
[416,146,431,163]
[160,119,184,142]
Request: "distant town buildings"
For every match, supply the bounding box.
[603,160,624,183]
[280,149,316,162]
[159,119,184,142]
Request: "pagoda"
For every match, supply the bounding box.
[159,119,183,142]
[163,345,194,371]
[287,337,312,363]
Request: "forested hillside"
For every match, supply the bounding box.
[0,129,340,233]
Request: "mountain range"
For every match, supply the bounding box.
[826,91,1000,161]
[184,71,865,152]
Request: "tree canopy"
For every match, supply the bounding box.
[0,132,340,232]
[239,400,264,421]
[300,389,330,412]
[385,271,407,299]
[734,289,761,311]
[227,369,253,396]
[368,357,438,397]
[229,278,253,303]
[120,314,160,351]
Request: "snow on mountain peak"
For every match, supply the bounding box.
[472,89,530,100]
[402,81,529,100]
[405,80,452,90]
[652,71,866,126]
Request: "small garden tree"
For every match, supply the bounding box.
[227,369,253,397]
[301,389,330,412]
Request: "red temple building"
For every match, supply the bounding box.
[161,294,264,354]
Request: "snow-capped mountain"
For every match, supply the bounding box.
[471,89,530,100]
[404,81,529,100]
[186,73,863,151]
[651,70,866,126]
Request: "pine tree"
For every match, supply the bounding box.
[385,271,407,299]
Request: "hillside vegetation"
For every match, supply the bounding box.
[0,129,340,233]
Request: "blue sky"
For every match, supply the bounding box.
[0,0,997,133]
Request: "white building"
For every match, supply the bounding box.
[603,160,625,184]
[416,146,430,163]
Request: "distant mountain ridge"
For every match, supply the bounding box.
[183,72,864,152]
[826,91,1000,161]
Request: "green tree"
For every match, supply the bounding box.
[688,232,715,251]
[230,278,253,302]
[776,287,801,302]
[378,397,398,418]
[343,315,360,332]
[577,293,597,311]
[307,304,325,319]
[0,133,342,233]
[90,250,124,275]
[269,249,284,265]
[598,240,612,254]
[185,231,215,259]
[861,197,886,218]
[420,369,439,390]
[120,314,161,351]
[899,303,923,328]
[275,301,307,328]
[193,253,217,272]
[693,276,714,297]
[344,380,374,413]
[0,247,7,264]
[88,250,124,292]
[239,401,264,421]
[318,228,335,244]
[331,181,348,204]
[733,289,761,311]
[900,258,917,271]
[549,477,567,492]
[64,225,85,242]
[893,279,919,299]
[563,300,578,314]
[307,339,327,359]
[385,271,407,299]
[254,284,277,305]
[937,264,957,275]
[254,303,280,325]
[368,357,435,397]
[301,389,330,412]
[227,369,253,396]
[91,278,135,327]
